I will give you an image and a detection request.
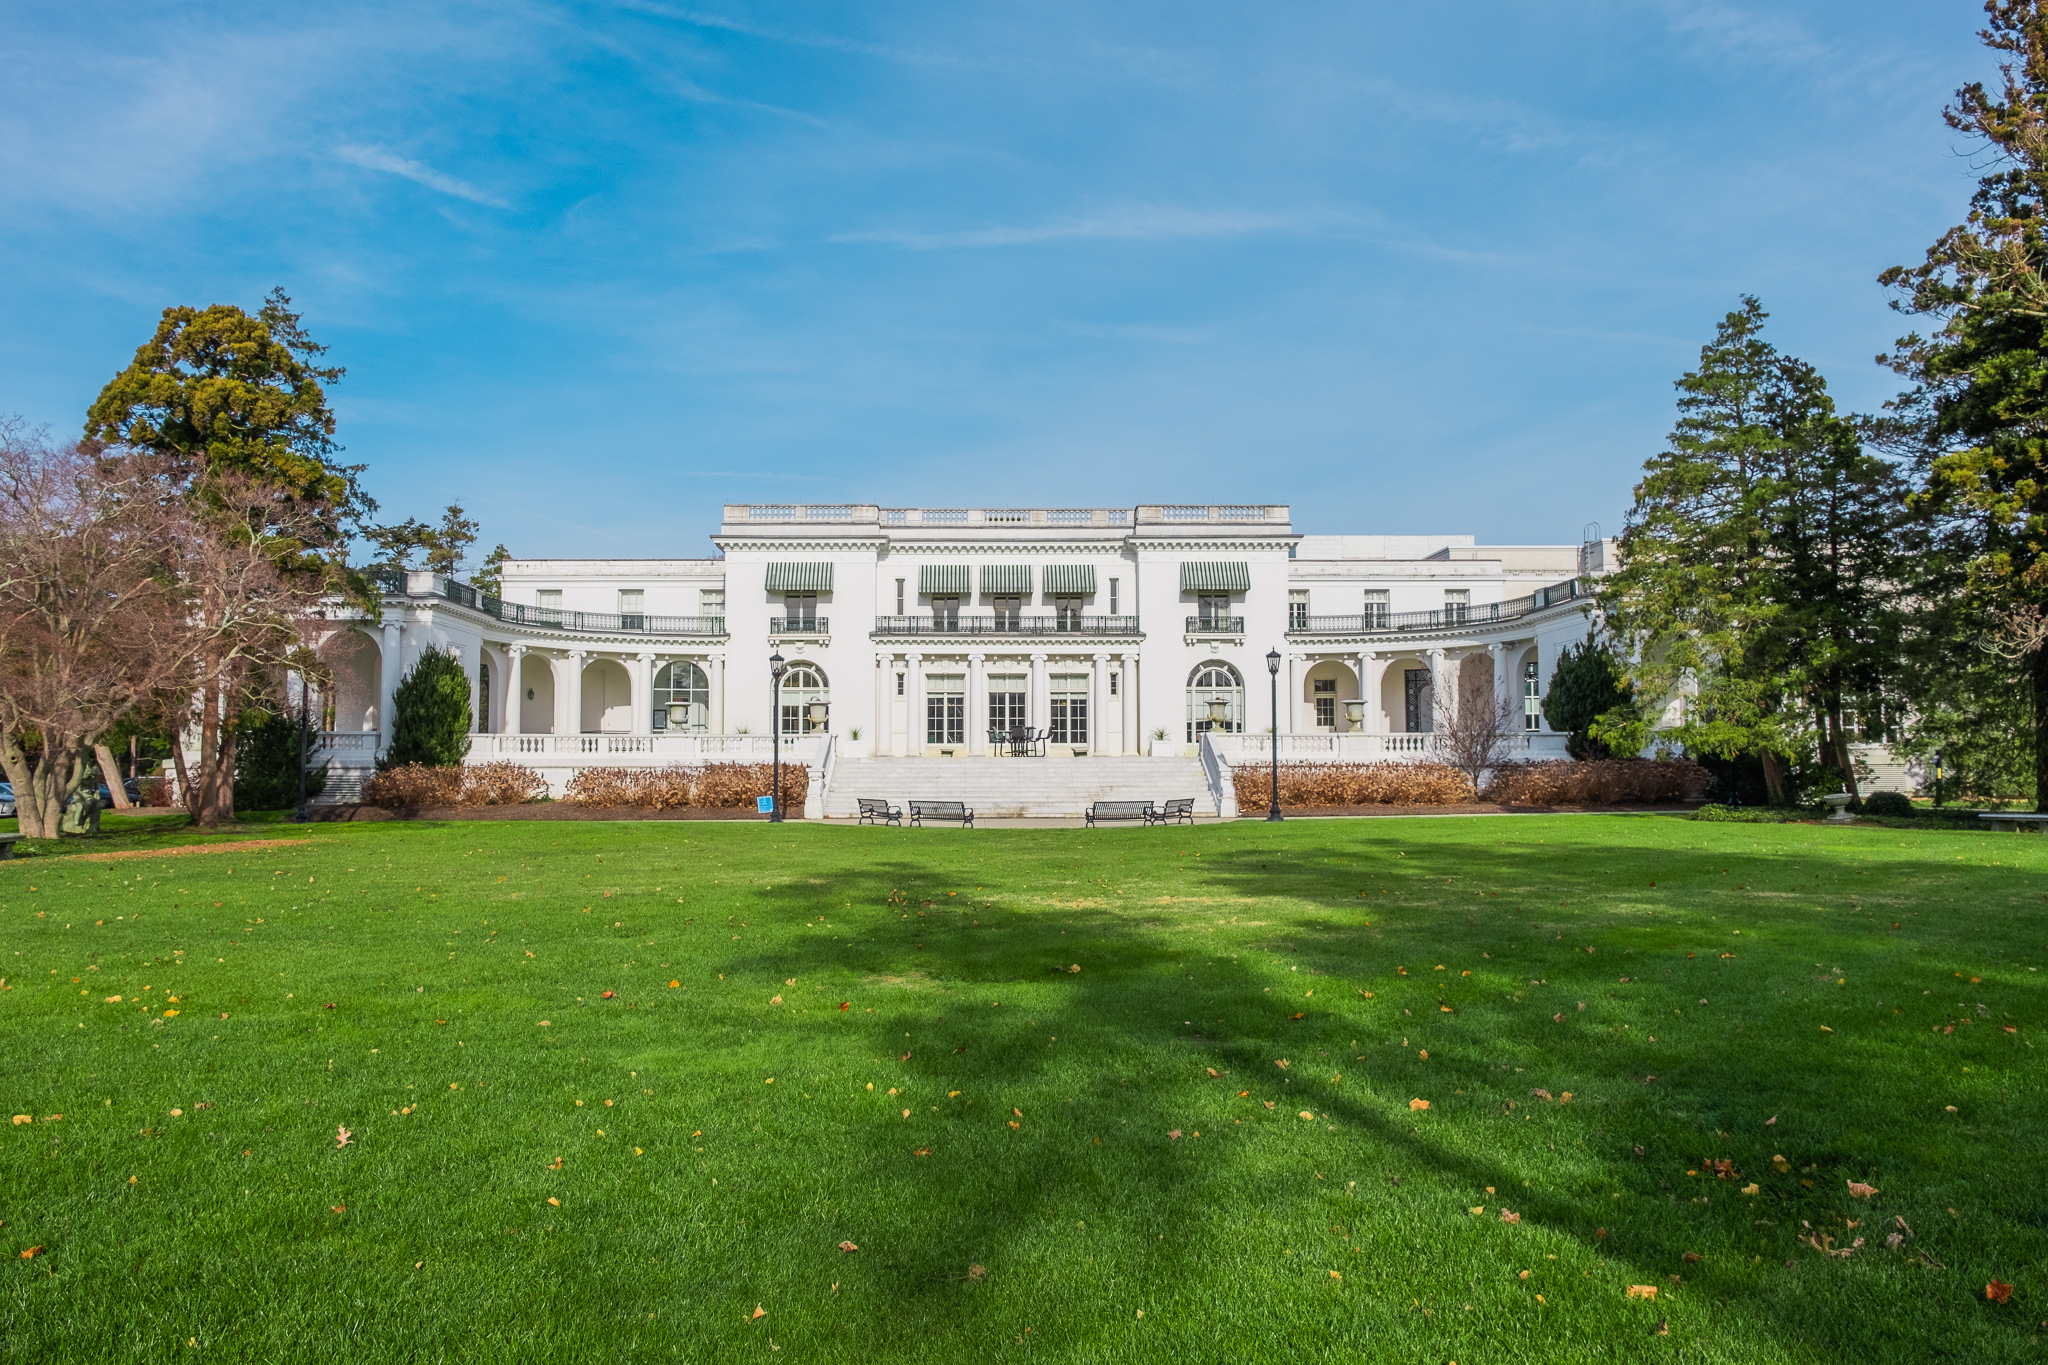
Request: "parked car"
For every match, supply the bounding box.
[95,778,143,806]
[0,782,12,818]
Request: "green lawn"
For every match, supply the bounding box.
[2,814,2043,1362]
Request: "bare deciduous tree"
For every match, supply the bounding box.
[0,426,185,836]
[1436,691,1522,799]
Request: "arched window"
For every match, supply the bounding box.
[653,662,710,732]
[1185,661,1245,742]
[779,663,829,735]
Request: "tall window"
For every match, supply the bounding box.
[618,589,644,628]
[1108,579,1120,615]
[1443,589,1470,624]
[1404,668,1433,733]
[478,661,490,732]
[930,595,961,628]
[988,674,1026,736]
[537,589,562,622]
[782,593,817,627]
[654,662,711,732]
[699,589,724,619]
[1289,590,1309,630]
[1523,658,1542,732]
[894,579,905,615]
[1049,674,1089,744]
[925,673,964,745]
[1197,594,1231,628]
[1363,589,1389,628]
[991,596,1022,629]
[1313,676,1336,730]
[778,664,828,734]
[1185,662,1244,742]
[1053,595,1084,630]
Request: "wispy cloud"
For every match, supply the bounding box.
[609,0,979,69]
[335,145,508,208]
[834,205,1329,250]
[1662,2,1828,67]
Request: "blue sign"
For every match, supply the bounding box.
[756,795,775,814]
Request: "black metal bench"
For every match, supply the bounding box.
[909,800,974,827]
[856,797,901,826]
[1086,801,1155,827]
[1153,797,1196,825]
[0,833,19,859]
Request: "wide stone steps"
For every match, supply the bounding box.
[823,756,1212,819]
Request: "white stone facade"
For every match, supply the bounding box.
[306,504,1606,806]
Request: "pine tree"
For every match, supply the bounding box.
[1541,641,1631,759]
[381,650,473,769]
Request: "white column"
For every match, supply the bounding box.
[1285,654,1301,734]
[709,656,725,734]
[874,655,891,757]
[1119,652,1135,754]
[563,650,586,737]
[1090,653,1108,754]
[1489,644,1509,727]
[633,653,656,735]
[503,645,525,735]
[1029,652,1047,734]
[377,620,404,756]
[1359,652,1380,734]
[967,653,987,754]
[1427,648,1449,732]
[905,652,924,756]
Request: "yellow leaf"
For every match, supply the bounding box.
[1408,1098,1429,1111]
[548,1197,561,1207]
[750,1305,767,1320]
[1626,1285,1658,1300]
[1740,1183,1760,1196]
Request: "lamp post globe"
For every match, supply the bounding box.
[1265,649,1284,822]
[769,650,787,823]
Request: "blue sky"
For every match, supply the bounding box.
[0,0,1990,560]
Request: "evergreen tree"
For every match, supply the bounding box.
[472,543,511,598]
[1880,0,2048,809]
[233,706,327,810]
[1541,641,1631,758]
[381,649,473,769]
[1596,299,1904,802]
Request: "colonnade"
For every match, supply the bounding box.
[1283,641,1533,734]
[875,650,1139,755]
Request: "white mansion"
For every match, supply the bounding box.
[310,503,1606,817]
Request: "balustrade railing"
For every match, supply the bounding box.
[1185,615,1245,634]
[1286,578,1588,637]
[1213,731,1570,761]
[479,733,820,761]
[312,731,377,757]
[871,615,1142,637]
[768,617,829,635]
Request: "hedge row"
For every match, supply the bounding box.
[1231,761,1473,808]
[362,761,549,809]
[562,763,804,810]
[1229,758,1712,809]
[1484,759,1711,806]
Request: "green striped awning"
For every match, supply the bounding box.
[1042,563,1097,594]
[918,563,970,595]
[1180,561,1250,594]
[765,561,833,593]
[979,562,1031,595]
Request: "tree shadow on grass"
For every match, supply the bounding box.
[682,823,2048,1361]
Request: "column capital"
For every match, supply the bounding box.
[1030,651,1048,662]
[967,652,985,664]
[636,650,656,663]
[1091,652,1110,662]
[905,651,923,662]
[505,642,526,658]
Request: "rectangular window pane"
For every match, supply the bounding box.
[988,674,1026,735]
[1049,674,1088,744]
[1315,696,1335,728]
[699,589,724,614]
[1288,590,1309,629]
[1364,589,1389,628]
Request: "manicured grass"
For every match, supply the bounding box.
[2,814,2044,1362]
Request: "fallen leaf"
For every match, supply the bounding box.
[1987,1280,2013,1304]
[1008,1121,1019,1130]
[331,1205,345,1214]
[1846,1180,1878,1199]
[1681,1252,1702,1263]
[19,1247,44,1260]
[1625,1285,1658,1300]
[1274,1059,1290,1070]
[912,1147,931,1156]
[839,1002,850,1011]
[751,1305,767,1320]
[1408,1098,1429,1111]
[1298,1111,1314,1121]
[548,1197,561,1207]
[1206,1068,1219,1077]
[1741,1183,1760,1196]
[1500,1209,1521,1224]
[899,1051,911,1061]
[1169,1130,1182,1139]
[335,1125,352,1148]
[1530,1088,1553,1102]
[839,1241,859,1252]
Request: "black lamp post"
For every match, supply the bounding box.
[769,650,788,822]
[1266,648,1284,822]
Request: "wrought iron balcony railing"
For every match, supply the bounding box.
[1185,615,1245,634]
[768,617,830,634]
[1285,577,1589,636]
[872,615,1142,637]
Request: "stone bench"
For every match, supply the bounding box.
[0,833,19,859]
[1979,813,2048,832]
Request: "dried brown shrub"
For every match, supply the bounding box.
[1484,759,1711,806]
[362,761,547,809]
[558,762,804,810]
[135,776,174,808]
[1231,760,1473,808]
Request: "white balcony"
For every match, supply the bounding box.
[1208,732,1571,762]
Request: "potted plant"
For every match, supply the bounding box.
[1148,726,1171,757]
